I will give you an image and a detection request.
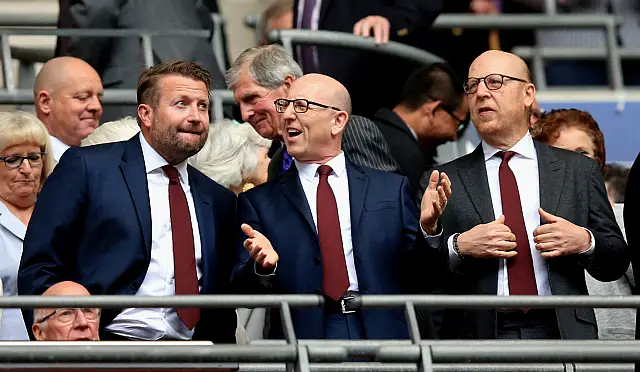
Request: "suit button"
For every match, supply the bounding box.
[314,256,321,265]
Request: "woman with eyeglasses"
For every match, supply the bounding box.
[0,111,54,340]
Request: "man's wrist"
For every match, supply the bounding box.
[453,233,464,258]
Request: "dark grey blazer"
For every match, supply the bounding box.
[420,140,629,340]
[267,115,401,180]
[60,0,227,121]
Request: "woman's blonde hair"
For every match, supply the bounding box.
[0,111,54,188]
[189,120,272,189]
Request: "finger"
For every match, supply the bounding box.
[437,185,448,206]
[353,20,363,36]
[495,241,517,251]
[492,250,518,259]
[535,241,558,252]
[361,20,372,38]
[243,238,252,250]
[503,232,517,242]
[491,215,506,224]
[533,224,554,236]
[533,232,555,244]
[540,250,563,259]
[427,170,440,191]
[539,208,562,223]
[441,173,452,198]
[381,19,390,43]
[241,223,255,238]
[374,21,384,44]
[431,199,442,216]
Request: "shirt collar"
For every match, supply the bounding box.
[139,133,189,183]
[482,131,536,162]
[49,135,70,162]
[294,152,347,182]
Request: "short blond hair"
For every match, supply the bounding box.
[80,116,140,147]
[0,111,54,188]
[189,120,272,188]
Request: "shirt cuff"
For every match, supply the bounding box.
[421,222,443,248]
[447,235,463,269]
[254,261,277,276]
[579,228,596,256]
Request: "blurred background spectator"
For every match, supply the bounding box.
[0,111,54,341]
[531,108,635,340]
[260,0,294,45]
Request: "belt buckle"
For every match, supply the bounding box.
[340,295,356,314]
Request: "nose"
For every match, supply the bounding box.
[87,95,102,113]
[282,103,296,121]
[240,103,254,122]
[18,159,33,174]
[74,310,90,328]
[474,79,491,98]
[188,103,207,124]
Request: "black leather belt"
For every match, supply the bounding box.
[324,291,360,314]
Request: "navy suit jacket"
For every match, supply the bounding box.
[231,162,445,340]
[18,135,237,343]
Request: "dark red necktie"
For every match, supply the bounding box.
[316,165,349,300]
[498,152,538,296]
[163,165,200,330]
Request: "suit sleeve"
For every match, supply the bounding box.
[342,116,401,173]
[19,148,88,296]
[583,160,630,282]
[399,176,448,293]
[230,193,272,294]
[376,0,443,39]
[64,0,121,68]
[624,154,640,292]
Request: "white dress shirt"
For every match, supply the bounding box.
[429,132,594,296]
[49,135,70,163]
[294,152,359,291]
[0,201,29,340]
[105,134,203,340]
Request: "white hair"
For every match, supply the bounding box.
[225,44,303,89]
[189,120,272,188]
[80,116,140,146]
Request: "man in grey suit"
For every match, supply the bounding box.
[56,0,228,122]
[420,50,629,340]
[226,44,400,180]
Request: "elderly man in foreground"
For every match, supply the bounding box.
[32,281,100,341]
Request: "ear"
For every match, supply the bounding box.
[420,100,439,118]
[35,90,53,115]
[331,111,349,136]
[283,75,295,90]
[32,323,43,341]
[137,104,153,130]
[523,83,536,108]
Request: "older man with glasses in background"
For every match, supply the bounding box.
[32,281,100,341]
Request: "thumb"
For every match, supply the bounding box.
[539,208,560,223]
[241,223,256,238]
[426,170,439,191]
[491,215,506,224]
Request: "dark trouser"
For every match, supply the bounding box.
[497,309,560,339]
[324,312,366,340]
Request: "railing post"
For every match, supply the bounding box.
[0,34,16,92]
[532,47,547,90]
[211,13,226,72]
[141,33,154,68]
[405,301,433,372]
[280,301,298,372]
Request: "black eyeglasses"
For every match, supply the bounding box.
[463,74,529,94]
[427,95,469,132]
[35,308,101,324]
[274,98,343,114]
[0,152,46,169]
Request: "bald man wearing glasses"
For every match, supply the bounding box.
[32,281,100,341]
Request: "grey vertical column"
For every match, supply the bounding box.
[0,34,15,92]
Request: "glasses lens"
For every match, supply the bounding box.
[486,74,504,90]
[293,100,307,113]
[464,78,478,93]
[275,99,286,113]
[81,308,99,320]
[3,156,22,168]
[27,153,43,166]
[57,308,77,323]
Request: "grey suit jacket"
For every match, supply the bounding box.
[420,141,629,340]
[63,0,226,120]
[268,115,400,180]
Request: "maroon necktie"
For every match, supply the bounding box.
[316,165,349,300]
[498,152,538,296]
[163,165,200,330]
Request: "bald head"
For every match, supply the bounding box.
[43,281,91,297]
[469,50,532,83]
[290,73,352,115]
[33,57,103,148]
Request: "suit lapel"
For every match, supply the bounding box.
[280,165,317,235]
[535,141,565,217]
[318,0,332,26]
[119,135,153,258]
[457,145,495,224]
[189,168,214,293]
[347,163,368,233]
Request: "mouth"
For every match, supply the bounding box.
[478,107,495,114]
[287,128,302,138]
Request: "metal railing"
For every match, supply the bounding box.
[0,295,638,372]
